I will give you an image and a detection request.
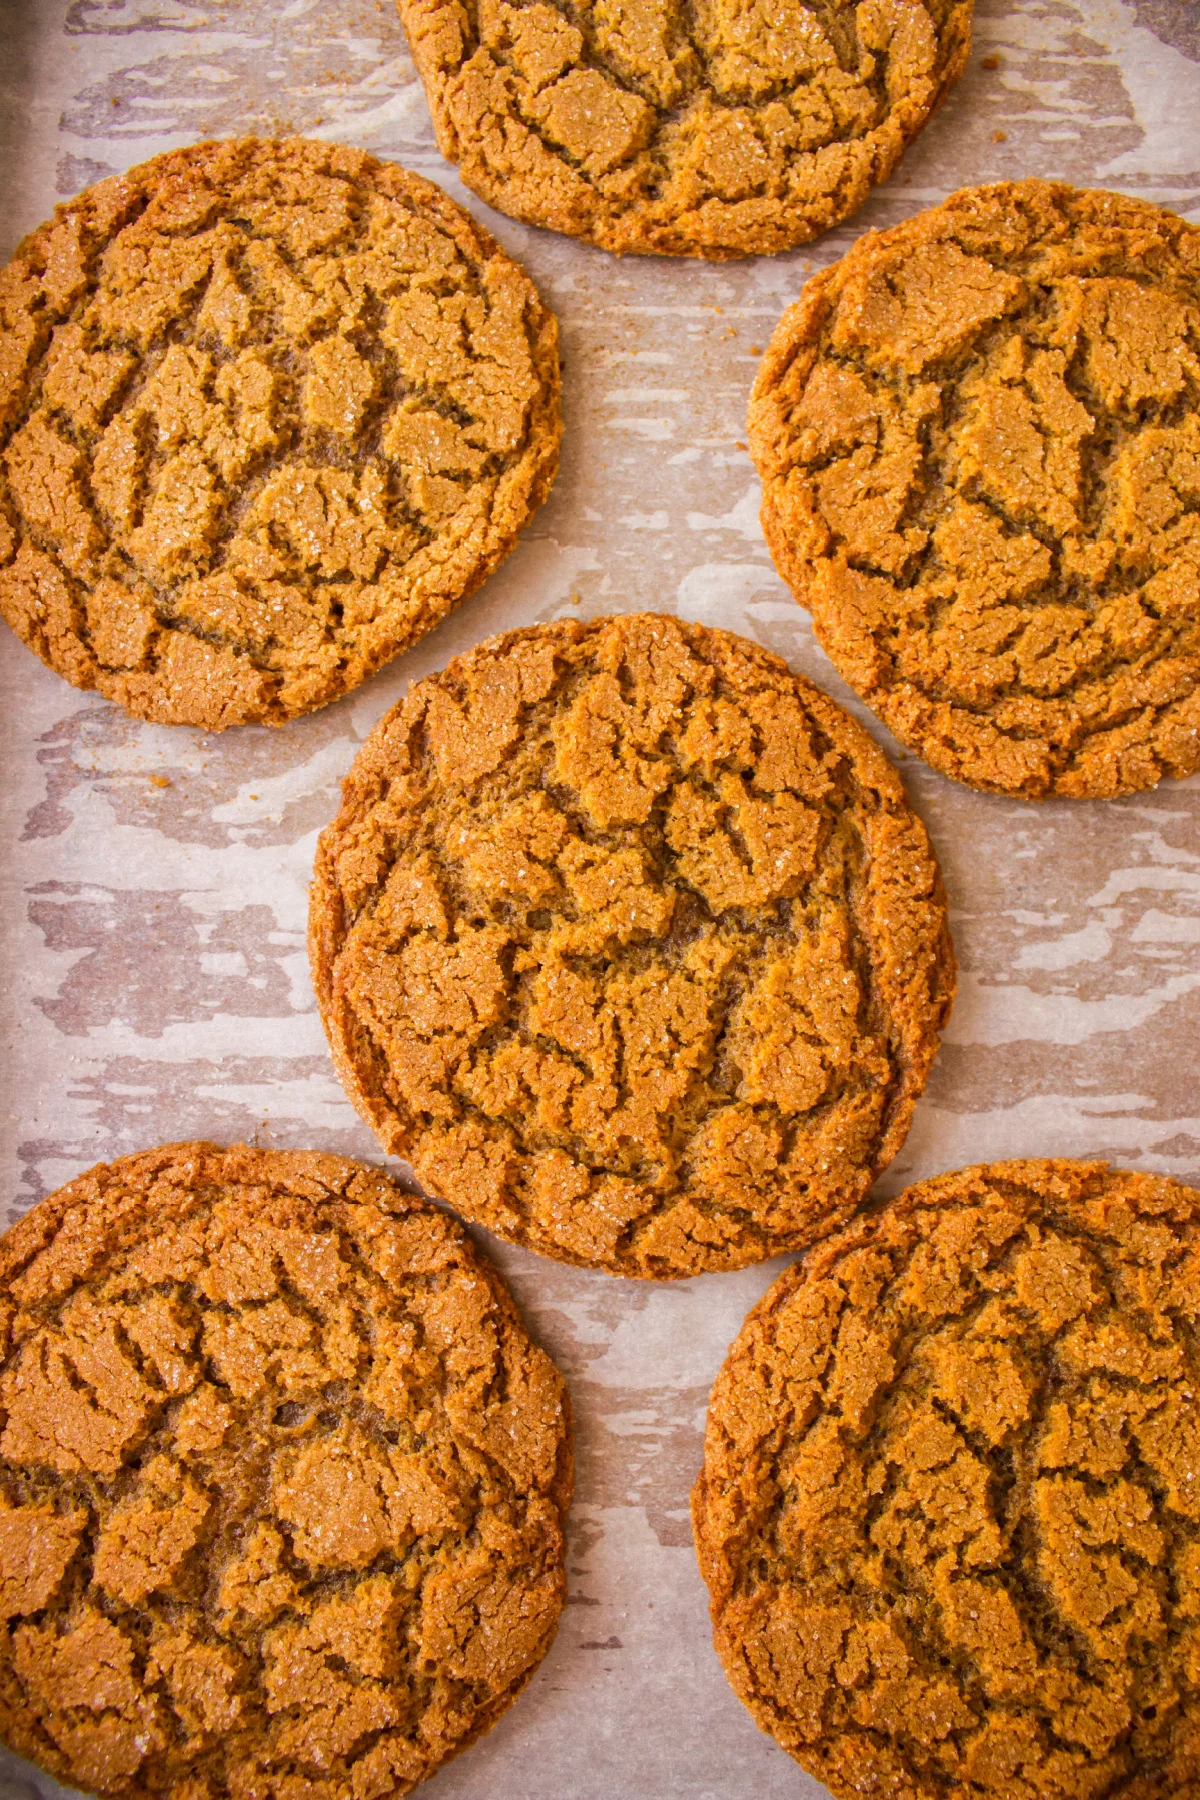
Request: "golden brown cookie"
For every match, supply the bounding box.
[694,1158,1200,1799]
[0,137,560,728]
[0,1142,572,1800]
[749,180,1200,798]
[309,613,955,1277]
[398,0,972,259]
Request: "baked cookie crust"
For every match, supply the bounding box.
[0,1142,572,1800]
[694,1158,1200,1799]
[749,180,1200,797]
[398,0,972,259]
[309,614,955,1278]
[0,137,560,728]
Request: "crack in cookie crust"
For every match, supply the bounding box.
[398,0,972,258]
[749,180,1200,798]
[694,1159,1200,1800]
[0,137,561,728]
[308,614,955,1278]
[0,1143,572,1800]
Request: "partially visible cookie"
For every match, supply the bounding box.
[399,0,972,259]
[0,137,560,728]
[749,180,1200,797]
[309,613,955,1277]
[694,1158,1200,1799]
[0,1142,572,1800]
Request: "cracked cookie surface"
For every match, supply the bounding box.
[0,1142,572,1800]
[398,0,972,259]
[749,180,1200,797]
[694,1159,1200,1800]
[309,614,954,1277]
[0,137,560,728]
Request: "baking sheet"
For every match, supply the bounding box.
[0,1,1198,1794]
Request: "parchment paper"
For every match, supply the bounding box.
[0,2,1198,1794]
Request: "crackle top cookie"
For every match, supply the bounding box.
[749,180,1200,797]
[0,1143,571,1800]
[694,1159,1200,1800]
[398,0,972,259]
[0,137,560,729]
[309,614,954,1278]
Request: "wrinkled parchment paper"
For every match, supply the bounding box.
[1,2,1198,1793]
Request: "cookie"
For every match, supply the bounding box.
[0,137,560,729]
[749,180,1200,798]
[398,0,973,259]
[309,613,954,1277]
[0,1142,572,1800]
[694,1158,1200,1800]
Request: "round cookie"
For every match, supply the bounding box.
[309,613,955,1277]
[694,1158,1200,1800]
[398,0,972,260]
[749,180,1200,798]
[0,137,560,728]
[0,1142,572,1800]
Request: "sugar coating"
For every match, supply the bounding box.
[0,1143,572,1800]
[309,614,955,1277]
[0,137,560,728]
[750,180,1200,798]
[398,0,972,259]
[694,1159,1200,1800]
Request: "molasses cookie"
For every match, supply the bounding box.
[0,1143,572,1799]
[749,180,1200,798]
[0,137,560,728]
[398,0,973,259]
[694,1158,1200,1799]
[309,614,954,1277]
